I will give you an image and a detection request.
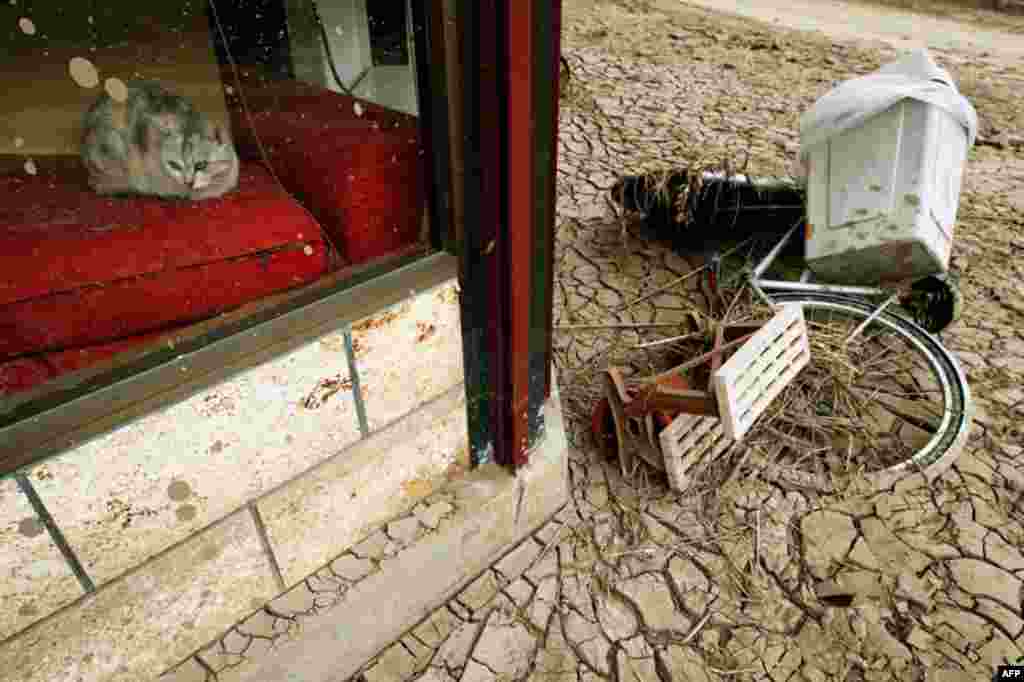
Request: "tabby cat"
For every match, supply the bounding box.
[81,80,239,200]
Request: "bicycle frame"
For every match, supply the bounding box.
[746,222,896,307]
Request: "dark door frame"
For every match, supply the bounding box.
[455,0,562,469]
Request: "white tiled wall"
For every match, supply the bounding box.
[30,330,362,587]
[0,476,84,641]
[258,386,468,586]
[0,510,278,682]
[0,277,469,682]
[352,282,464,432]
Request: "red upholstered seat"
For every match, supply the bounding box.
[0,329,169,395]
[0,81,426,395]
[0,160,331,360]
[225,79,426,265]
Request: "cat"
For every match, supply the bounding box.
[81,80,239,200]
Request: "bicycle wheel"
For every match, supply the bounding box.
[749,293,973,491]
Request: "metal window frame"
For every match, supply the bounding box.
[456,0,561,469]
[0,2,456,479]
[0,0,564,478]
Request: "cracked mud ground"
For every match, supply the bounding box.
[355,1,1024,680]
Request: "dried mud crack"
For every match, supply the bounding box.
[346,1,1024,681]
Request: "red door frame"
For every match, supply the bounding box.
[457,0,561,469]
[505,0,535,467]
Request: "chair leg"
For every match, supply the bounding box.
[603,370,635,478]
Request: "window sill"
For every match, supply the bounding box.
[0,250,458,479]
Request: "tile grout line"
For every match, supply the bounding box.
[248,504,287,593]
[343,328,370,438]
[0,383,469,647]
[14,473,96,594]
[2,382,465,647]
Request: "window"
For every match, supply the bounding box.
[0,1,452,472]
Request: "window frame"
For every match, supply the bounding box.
[0,1,456,479]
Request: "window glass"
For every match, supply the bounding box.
[0,1,433,404]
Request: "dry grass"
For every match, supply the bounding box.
[552,0,991,560]
[720,287,947,492]
[557,245,950,500]
[540,0,1022,675]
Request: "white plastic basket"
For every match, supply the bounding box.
[800,50,976,285]
[712,304,810,442]
[602,305,809,491]
[658,413,732,492]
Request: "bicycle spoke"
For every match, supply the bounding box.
[733,293,969,485]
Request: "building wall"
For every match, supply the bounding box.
[174,385,569,682]
[0,278,495,682]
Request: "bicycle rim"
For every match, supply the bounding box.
[768,293,972,489]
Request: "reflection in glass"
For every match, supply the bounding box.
[0,1,431,402]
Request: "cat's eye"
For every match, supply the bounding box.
[194,162,208,171]
[168,161,183,171]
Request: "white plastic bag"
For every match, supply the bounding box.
[799,49,978,160]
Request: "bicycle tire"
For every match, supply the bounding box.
[768,292,973,490]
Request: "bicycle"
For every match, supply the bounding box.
[738,221,973,490]
[611,170,974,491]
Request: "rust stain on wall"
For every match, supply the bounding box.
[435,284,459,306]
[444,444,471,482]
[351,307,404,334]
[197,393,236,418]
[416,322,437,343]
[445,461,468,483]
[302,374,354,409]
[318,335,347,353]
[351,336,367,358]
[104,498,159,530]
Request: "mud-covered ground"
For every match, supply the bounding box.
[350,2,1024,681]
[852,0,1024,33]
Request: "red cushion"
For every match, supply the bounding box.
[0,328,169,395]
[0,161,331,359]
[226,79,426,265]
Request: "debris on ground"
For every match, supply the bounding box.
[609,168,806,254]
[800,48,977,286]
[348,1,1024,680]
[597,305,810,494]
